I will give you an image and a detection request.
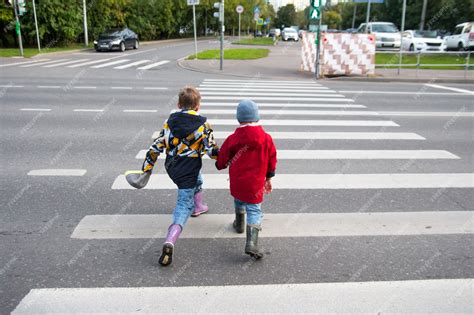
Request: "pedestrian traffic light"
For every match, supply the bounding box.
[213,2,223,22]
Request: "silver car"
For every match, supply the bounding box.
[282,28,299,41]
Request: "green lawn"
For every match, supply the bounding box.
[0,45,90,58]
[232,37,275,46]
[376,53,473,70]
[188,48,269,60]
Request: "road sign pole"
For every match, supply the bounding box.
[32,0,41,51]
[365,0,371,33]
[193,4,198,59]
[315,8,322,79]
[220,0,224,71]
[83,0,88,46]
[398,0,406,76]
[13,0,24,57]
[238,13,241,42]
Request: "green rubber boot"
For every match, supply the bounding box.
[245,225,263,259]
[233,207,246,234]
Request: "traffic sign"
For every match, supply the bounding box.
[236,5,244,14]
[253,6,260,14]
[254,13,260,21]
[309,7,320,19]
[257,18,264,26]
[187,0,200,5]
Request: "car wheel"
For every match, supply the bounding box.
[458,42,465,51]
[134,40,139,49]
[120,42,126,52]
[409,44,414,51]
[95,49,101,52]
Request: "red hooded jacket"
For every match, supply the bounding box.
[216,124,277,204]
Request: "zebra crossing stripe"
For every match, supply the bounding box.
[27,169,87,176]
[204,79,318,84]
[201,92,345,98]
[91,59,130,68]
[43,59,90,68]
[134,150,459,160]
[0,59,49,67]
[200,83,324,88]
[198,87,331,92]
[20,59,70,68]
[12,279,473,314]
[111,173,473,190]
[71,211,473,239]
[203,96,352,102]
[200,102,366,108]
[114,60,150,69]
[151,131,425,140]
[67,58,112,68]
[200,110,379,116]
[137,60,170,70]
[205,119,396,126]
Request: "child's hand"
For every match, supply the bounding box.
[264,178,272,194]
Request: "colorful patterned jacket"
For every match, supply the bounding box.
[142,109,219,189]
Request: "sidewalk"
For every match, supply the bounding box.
[178,42,474,83]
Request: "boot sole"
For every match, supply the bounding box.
[245,249,263,259]
[158,243,174,266]
[191,209,208,217]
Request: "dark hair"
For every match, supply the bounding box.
[178,86,201,110]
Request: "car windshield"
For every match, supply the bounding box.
[372,24,398,33]
[101,29,123,37]
[285,29,296,33]
[414,31,437,38]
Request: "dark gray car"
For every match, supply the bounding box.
[94,28,139,52]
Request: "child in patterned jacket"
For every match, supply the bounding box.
[142,86,219,266]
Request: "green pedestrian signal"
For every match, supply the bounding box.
[309,7,320,20]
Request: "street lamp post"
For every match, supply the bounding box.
[32,0,41,51]
[398,0,407,75]
[83,0,88,46]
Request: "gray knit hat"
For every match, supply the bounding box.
[236,99,260,123]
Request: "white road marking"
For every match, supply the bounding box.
[0,58,49,67]
[198,87,330,92]
[203,96,352,102]
[73,86,96,89]
[110,87,133,90]
[20,59,70,68]
[113,173,473,190]
[425,83,474,95]
[37,86,61,89]
[200,84,323,88]
[114,59,150,69]
[20,108,51,112]
[73,109,104,112]
[72,211,473,239]
[134,150,458,160]
[12,279,473,314]
[338,90,472,96]
[201,92,341,97]
[0,85,23,88]
[201,109,379,116]
[204,79,319,84]
[206,119,395,126]
[67,58,112,68]
[137,60,170,70]
[123,109,157,113]
[152,131,425,140]
[143,87,169,90]
[27,169,86,176]
[91,59,130,68]
[201,102,366,108]
[42,59,89,68]
[379,111,474,117]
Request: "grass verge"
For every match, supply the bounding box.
[376,53,473,70]
[188,48,269,60]
[232,37,275,46]
[0,45,90,58]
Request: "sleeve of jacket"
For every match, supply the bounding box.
[142,121,167,172]
[215,137,231,170]
[202,122,219,160]
[266,134,277,178]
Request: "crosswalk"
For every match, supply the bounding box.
[0,58,170,71]
[12,79,473,313]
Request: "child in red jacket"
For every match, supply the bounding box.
[216,99,277,259]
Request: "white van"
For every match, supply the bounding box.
[444,22,474,51]
[357,22,401,50]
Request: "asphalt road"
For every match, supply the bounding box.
[1,40,473,313]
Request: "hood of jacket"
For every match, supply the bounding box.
[233,124,266,149]
[167,110,207,139]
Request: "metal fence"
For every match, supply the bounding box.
[376,50,472,78]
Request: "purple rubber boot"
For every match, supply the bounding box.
[191,191,209,217]
[159,224,182,266]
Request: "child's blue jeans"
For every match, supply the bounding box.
[234,199,262,226]
[172,174,203,227]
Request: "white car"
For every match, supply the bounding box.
[357,22,401,50]
[281,28,299,41]
[401,30,446,52]
[444,22,474,51]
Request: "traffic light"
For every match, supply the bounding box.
[213,2,223,22]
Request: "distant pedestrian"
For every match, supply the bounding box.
[141,86,219,266]
[216,99,277,259]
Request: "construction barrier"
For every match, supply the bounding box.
[301,32,376,76]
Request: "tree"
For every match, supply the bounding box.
[323,10,342,29]
[274,4,296,29]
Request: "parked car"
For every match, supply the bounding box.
[401,30,446,52]
[298,29,305,38]
[94,27,139,52]
[254,30,263,37]
[268,28,281,38]
[281,28,299,41]
[344,28,358,33]
[357,22,401,50]
[444,22,474,50]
